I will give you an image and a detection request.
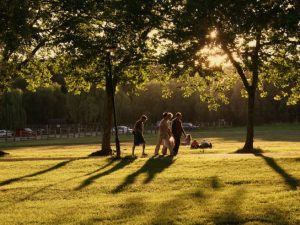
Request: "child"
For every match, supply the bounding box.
[182,134,192,146]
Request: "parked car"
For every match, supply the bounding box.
[0,129,13,137]
[182,122,198,130]
[112,126,133,134]
[15,128,35,137]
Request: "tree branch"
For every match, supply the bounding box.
[221,43,250,91]
[251,31,262,90]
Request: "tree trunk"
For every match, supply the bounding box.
[242,88,255,151]
[100,75,114,155]
[89,75,113,157]
[0,150,9,157]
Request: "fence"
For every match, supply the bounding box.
[0,120,232,143]
[0,125,102,143]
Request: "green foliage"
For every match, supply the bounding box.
[18,60,53,91]
[66,88,105,124]
[23,85,66,124]
[0,89,26,129]
[154,0,300,103]
[261,52,300,105]
[0,0,85,91]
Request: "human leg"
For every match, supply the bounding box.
[173,136,181,156]
[161,145,167,155]
[163,138,174,155]
[132,145,136,156]
[142,143,146,155]
[154,136,162,155]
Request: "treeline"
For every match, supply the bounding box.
[0,82,299,130]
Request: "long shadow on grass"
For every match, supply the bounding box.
[256,154,299,190]
[113,157,176,193]
[8,158,116,204]
[149,185,211,225]
[257,207,291,225]
[0,160,74,187]
[210,188,245,225]
[81,197,146,225]
[75,156,136,190]
[84,158,116,176]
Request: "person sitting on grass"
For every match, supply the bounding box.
[182,134,192,146]
[132,115,148,157]
[191,140,212,149]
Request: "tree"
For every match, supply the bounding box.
[0,0,75,91]
[58,1,159,156]
[0,89,26,130]
[154,0,300,151]
[0,0,97,155]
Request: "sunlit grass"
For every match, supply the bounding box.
[0,125,299,224]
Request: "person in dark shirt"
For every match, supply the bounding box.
[132,115,148,156]
[171,112,186,156]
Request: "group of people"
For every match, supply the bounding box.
[132,112,190,157]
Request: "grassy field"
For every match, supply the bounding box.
[0,125,299,225]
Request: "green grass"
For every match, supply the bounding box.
[0,125,300,225]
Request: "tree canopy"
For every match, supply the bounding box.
[0,0,299,153]
[152,0,300,151]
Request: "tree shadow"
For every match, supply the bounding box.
[257,207,291,225]
[234,147,264,154]
[149,187,208,225]
[84,157,116,176]
[113,157,176,193]
[0,150,9,157]
[0,160,74,187]
[77,197,146,225]
[256,154,299,190]
[75,156,136,190]
[210,176,222,189]
[210,188,245,225]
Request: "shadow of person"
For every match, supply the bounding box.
[0,160,74,187]
[113,156,176,193]
[256,154,299,190]
[75,156,137,190]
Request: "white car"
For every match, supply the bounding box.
[112,126,133,134]
[182,123,198,130]
[0,130,13,137]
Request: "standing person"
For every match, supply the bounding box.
[132,115,148,157]
[154,112,174,156]
[171,112,186,156]
[161,112,174,155]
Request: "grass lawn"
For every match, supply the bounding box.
[0,125,299,225]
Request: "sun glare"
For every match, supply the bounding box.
[210,30,217,39]
[208,55,227,66]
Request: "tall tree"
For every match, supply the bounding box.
[155,0,300,151]
[0,89,26,129]
[0,0,75,91]
[58,1,158,156]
